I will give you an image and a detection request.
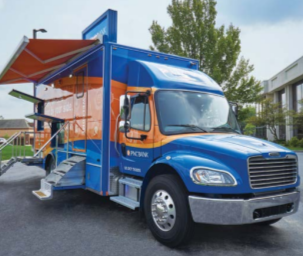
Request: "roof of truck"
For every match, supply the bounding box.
[128,61,224,96]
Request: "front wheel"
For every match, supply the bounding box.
[144,174,193,247]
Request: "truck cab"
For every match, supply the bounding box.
[116,61,300,246]
[0,9,300,248]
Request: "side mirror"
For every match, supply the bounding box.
[120,95,131,120]
[119,120,130,133]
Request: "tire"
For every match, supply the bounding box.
[45,156,56,175]
[256,218,282,226]
[144,174,193,247]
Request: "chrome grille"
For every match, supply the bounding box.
[248,155,298,189]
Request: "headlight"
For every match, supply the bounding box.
[190,167,237,186]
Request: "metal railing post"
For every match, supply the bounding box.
[11,139,13,158]
[55,135,58,167]
[23,132,26,158]
[66,123,70,160]
[19,135,21,157]
[34,121,69,158]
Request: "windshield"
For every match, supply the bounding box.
[155,90,240,135]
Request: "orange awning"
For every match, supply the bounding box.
[0,36,98,85]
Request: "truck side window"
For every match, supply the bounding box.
[76,71,84,98]
[130,95,150,131]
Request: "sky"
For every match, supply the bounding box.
[1,0,303,119]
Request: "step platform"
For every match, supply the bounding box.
[110,177,143,210]
[110,196,139,210]
[32,179,53,200]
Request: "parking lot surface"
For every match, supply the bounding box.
[0,154,302,256]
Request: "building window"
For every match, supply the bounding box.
[293,82,303,138]
[278,89,286,140]
[294,83,303,112]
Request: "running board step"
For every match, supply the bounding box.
[32,179,53,201]
[110,177,143,210]
[110,196,139,210]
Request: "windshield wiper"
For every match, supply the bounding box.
[210,126,240,134]
[167,124,209,133]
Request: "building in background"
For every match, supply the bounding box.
[261,56,303,141]
[0,119,34,145]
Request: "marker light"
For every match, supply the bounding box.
[190,167,237,186]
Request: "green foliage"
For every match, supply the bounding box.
[298,138,303,148]
[244,123,255,136]
[289,137,299,147]
[237,105,256,126]
[248,99,287,141]
[0,145,33,161]
[3,134,9,140]
[149,0,262,104]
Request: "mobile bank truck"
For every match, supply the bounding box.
[0,10,300,247]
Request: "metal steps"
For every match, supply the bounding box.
[33,156,86,201]
[0,157,17,176]
[32,179,53,200]
[0,156,43,176]
[45,156,86,187]
[110,177,143,210]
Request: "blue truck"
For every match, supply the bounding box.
[0,10,300,247]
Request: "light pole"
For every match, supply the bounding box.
[33,28,47,39]
[32,28,47,152]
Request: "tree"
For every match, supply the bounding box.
[244,123,256,136]
[237,105,256,128]
[248,99,287,141]
[149,0,262,105]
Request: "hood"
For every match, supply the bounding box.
[163,134,293,160]
[219,135,291,154]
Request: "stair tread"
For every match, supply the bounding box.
[119,177,142,188]
[110,196,139,210]
[44,156,86,187]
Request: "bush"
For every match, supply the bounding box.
[289,136,299,147]
[244,124,256,136]
[299,138,303,148]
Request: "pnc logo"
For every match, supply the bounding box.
[126,149,149,158]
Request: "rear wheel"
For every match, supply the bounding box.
[144,174,193,247]
[256,218,282,226]
[45,156,56,175]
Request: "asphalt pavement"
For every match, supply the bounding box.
[0,154,302,256]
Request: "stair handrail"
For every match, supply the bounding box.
[34,121,69,158]
[0,131,22,151]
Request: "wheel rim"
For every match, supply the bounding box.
[151,190,176,232]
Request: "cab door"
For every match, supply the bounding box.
[72,66,88,152]
[119,92,154,176]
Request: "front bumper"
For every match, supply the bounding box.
[189,191,300,225]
